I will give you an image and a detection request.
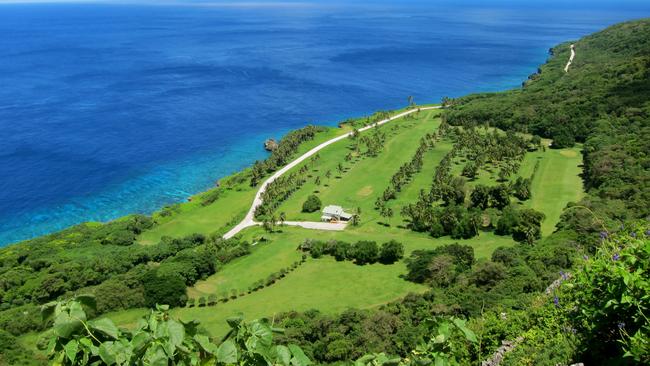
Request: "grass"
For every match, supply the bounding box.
[90,225,512,340]
[522,145,584,235]
[19,105,585,353]
[136,126,349,244]
[135,107,420,245]
[276,109,444,224]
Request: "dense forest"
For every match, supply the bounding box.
[0,18,649,366]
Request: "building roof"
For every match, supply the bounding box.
[322,205,345,216]
[339,212,353,220]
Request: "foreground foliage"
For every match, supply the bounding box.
[41,297,311,366]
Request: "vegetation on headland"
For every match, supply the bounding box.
[1,18,649,365]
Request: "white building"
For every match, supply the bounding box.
[321,205,353,222]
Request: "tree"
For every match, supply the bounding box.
[512,209,545,244]
[351,207,361,226]
[496,205,519,235]
[207,294,217,306]
[469,185,490,209]
[352,241,379,265]
[141,269,186,308]
[333,241,351,261]
[262,216,275,233]
[552,128,575,148]
[489,184,511,209]
[426,254,457,287]
[469,261,506,289]
[302,195,322,213]
[461,161,479,180]
[380,206,394,225]
[379,240,404,264]
[512,177,531,201]
[498,167,511,182]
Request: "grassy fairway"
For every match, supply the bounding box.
[177,257,426,337]
[31,106,584,351]
[135,107,424,245]
[94,224,512,340]
[276,109,444,223]
[522,145,584,235]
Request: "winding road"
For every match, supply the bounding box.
[564,44,576,72]
[223,105,441,239]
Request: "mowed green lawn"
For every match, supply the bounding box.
[31,107,583,348]
[135,107,424,245]
[521,145,584,235]
[276,109,444,224]
[97,224,513,339]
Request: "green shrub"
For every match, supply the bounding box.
[351,241,379,265]
[379,240,404,264]
[302,194,322,213]
[141,269,187,308]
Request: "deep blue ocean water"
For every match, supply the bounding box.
[1,1,649,246]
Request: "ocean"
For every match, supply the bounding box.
[1,0,648,246]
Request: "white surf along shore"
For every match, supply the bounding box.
[223,105,441,239]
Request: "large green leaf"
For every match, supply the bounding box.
[53,312,83,339]
[98,341,117,365]
[64,339,79,363]
[89,318,120,340]
[226,316,243,329]
[68,301,87,322]
[245,320,273,352]
[168,319,185,347]
[288,344,311,366]
[274,345,291,366]
[130,331,151,353]
[194,334,219,354]
[74,294,97,311]
[143,343,169,366]
[180,319,201,337]
[79,337,99,356]
[112,339,135,365]
[216,340,238,364]
[451,318,477,343]
[40,302,58,324]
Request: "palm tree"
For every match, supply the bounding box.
[380,206,391,225]
[351,214,360,227]
[524,226,537,245]
[269,214,277,232]
[351,207,362,227]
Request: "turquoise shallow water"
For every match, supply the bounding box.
[1,1,649,246]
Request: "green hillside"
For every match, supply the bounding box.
[1,18,649,366]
